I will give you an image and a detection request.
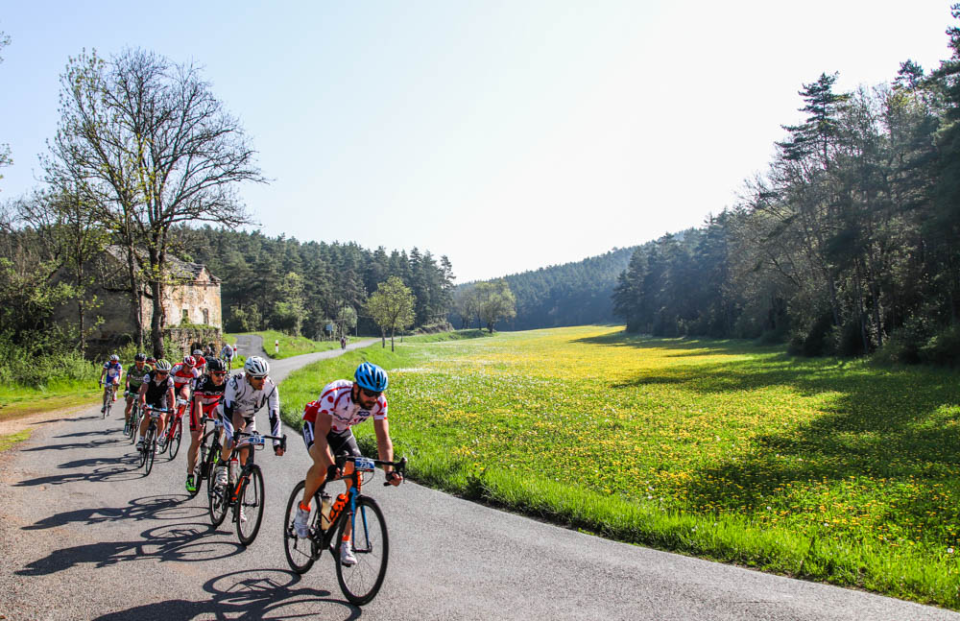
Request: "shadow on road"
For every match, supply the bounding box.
[92,569,360,621]
[21,437,123,452]
[17,521,243,576]
[23,494,205,531]
[15,454,146,487]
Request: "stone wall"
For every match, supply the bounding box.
[164,269,222,329]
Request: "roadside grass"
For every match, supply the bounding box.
[0,379,100,423]
[0,429,32,452]
[278,325,960,609]
[232,330,359,360]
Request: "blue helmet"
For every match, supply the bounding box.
[354,362,388,392]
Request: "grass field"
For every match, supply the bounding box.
[279,325,960,608]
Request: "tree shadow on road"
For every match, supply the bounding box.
[92,569,361,621]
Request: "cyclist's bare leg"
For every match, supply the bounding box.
[124,394,135,423]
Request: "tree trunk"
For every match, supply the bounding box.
[390,328,395,352]
[381,328,386,348]
[125,242,144,350]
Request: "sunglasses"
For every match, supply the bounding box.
[211,372,226,377]
[155,371,169,377]
[248,375,266,381]
[360,387,382,399]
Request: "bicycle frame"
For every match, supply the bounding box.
[316,455,407,555]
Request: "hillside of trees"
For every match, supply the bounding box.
[454,247,636,331]
[177,227,455,338]
[613,13,960,364]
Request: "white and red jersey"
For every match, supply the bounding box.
[171,364,200,389]
[303,379,388,433]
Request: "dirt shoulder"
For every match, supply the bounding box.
[0,402,93,438]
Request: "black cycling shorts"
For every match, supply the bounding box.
[302,422,360,457]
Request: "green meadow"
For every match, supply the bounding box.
[279,325,960,608]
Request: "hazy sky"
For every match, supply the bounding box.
[0,1,954,282]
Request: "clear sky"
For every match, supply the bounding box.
[0,1,955,282]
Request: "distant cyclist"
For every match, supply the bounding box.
[215,356,285,492]
[220,343,235,370]
[293,362,402,566]
[185,358,228,493]
[99,354,124,414]
[123,353,150,434]
[136,359,175,451]
[192,349,207,375]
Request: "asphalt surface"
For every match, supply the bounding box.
[1,341,957,620]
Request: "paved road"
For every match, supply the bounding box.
[0,344,957,620]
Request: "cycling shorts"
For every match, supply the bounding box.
[189,401,221,433]
[302,422,360,457]
[220,410,256,444]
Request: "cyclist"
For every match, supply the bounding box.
[185,357,228,493]
[136,359,176,451]
[192,349,207,374]
[293,362,402,566]
[99,354,124,413]
[220,343,235,370]
[123,353,150,434]
[215,356,285,499]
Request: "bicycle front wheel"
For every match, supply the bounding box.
[207,463,229,528]
[236,465,265,546]
[283,480,320,574]
[168,424,182,460]
[144,429,156,476]
[335,496,389,606]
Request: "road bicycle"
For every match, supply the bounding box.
[283,454,407,606]
[99,381,118,419]
[188,413,224,500]
[159,397,188,459]
[138,405,169,476]
[208,429,286,546]
[125,394,142,441]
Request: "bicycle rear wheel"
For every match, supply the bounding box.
[207,462,229,528]
[335,496,389,606]
[236,465,265,546]
[283,480,320,574]
[144,428,156,476]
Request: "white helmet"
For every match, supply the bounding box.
[244,356,270,378]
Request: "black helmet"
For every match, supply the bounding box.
[134,352,147,362]
[206,358,226,373]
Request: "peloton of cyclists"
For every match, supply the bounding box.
[215,356,285,498]
[123,353,150,434]
[136,359,176,451]
[294,362,402,566]
[100,354,123,413]
[185,357,228,493]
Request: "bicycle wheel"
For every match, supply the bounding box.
[168,424,182,460]
[129,406,141,443]
[236,465,266,546]
[138,433,148,468]
[144,428,156,476]
[102,389,110,419]
[283,480,320,574]
[335,496,389,606]
[207,462,229,528]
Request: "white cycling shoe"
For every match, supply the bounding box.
[293,505,311,538]
[340,542,357,566]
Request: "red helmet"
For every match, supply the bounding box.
[183,355,196,367]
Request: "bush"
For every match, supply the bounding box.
[873,317,933,365]
[919,324,960,366]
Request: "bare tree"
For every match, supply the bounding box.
[45,48,265,356]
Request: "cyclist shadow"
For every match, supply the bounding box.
[23,494,206,531]
[21,438,122,452]
[91,569,361,620]
[16,521,243,577]
[15,460,145,487]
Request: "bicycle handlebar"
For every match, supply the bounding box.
[330,455,407,486]
[235,429,287,452]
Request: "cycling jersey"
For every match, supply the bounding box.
[222,373,281,446]
[103,362,123,383]
[142,371,174,408]
[190,375,226,432]
[125,364,150,390]
[302,379,387,433]
[171,364,200,389]
[194,355,206,370]
[221,345,234,359]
